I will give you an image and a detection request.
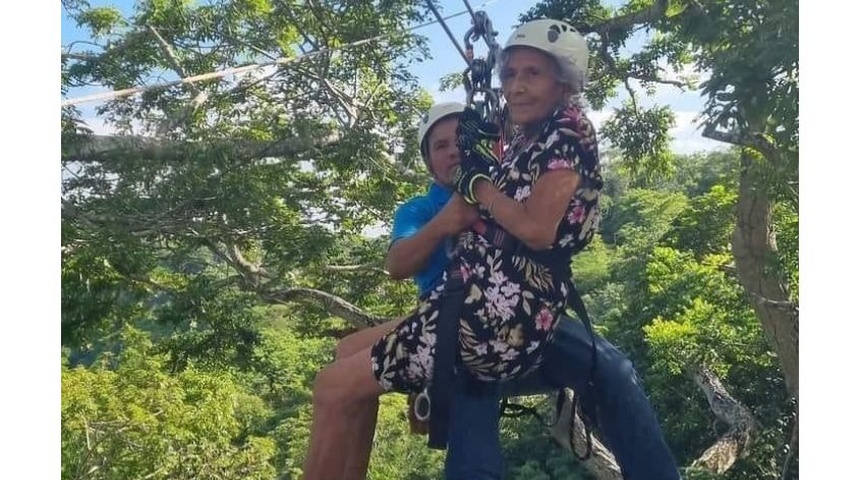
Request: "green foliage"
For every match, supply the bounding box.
[650,150,739,198]
[499,397,593,480]
[366,395,447,479]
[772,202,798,300]
[599,187,688,253]
[600,102,676,180]
[667,184,737,258]
[76,6,126,37]
[62,325,276,480]
[439,71,465,92]
[570,236,614,293]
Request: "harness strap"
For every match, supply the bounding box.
[563,286,599,461]
[426,264,467,449]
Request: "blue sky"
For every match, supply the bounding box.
[61,0,722,153]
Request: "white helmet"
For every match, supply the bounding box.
[417,101,465,157]
[503,19,589,90]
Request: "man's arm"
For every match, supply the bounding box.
[385,194,478,280]
[386,213,453,280]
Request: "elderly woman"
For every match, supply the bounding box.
[303,18,603,479]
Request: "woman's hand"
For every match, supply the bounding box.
[451,107,501,203]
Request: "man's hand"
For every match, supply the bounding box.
[438,194,480,235]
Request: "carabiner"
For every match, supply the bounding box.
[414,388,432,422]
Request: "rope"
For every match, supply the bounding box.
[424,0,470,65]
[62,0,501,107]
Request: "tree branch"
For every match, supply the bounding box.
[278,0,321,51]
[325,262,387,275]
[581,0,670,35]
[550,389,623,480]
[62,198,104,230]
[61,132,341,163]
[596,30,685,105]
[62,52,102,61]
[628,71,686,89]
[147,25,199,95]
[701,122,787,168]
[293,64,357,128]
[689,365,759,474]
[197,239,271,289]
[146,24,212,135]
[265,287,390,328]
[749,292,798,313]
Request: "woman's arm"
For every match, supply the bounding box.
[473,171,579,251]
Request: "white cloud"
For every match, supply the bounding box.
[670,110,700,134]
[586,107,724,155]
[585,63,726,155]
[586,109,613,132]
[668,110,727,154]
[426,81,469,105]
[362,221,389,239]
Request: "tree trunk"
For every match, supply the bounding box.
[731,147,799,399]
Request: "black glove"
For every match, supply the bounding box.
[456,107,501,172]
[450,161,492,205]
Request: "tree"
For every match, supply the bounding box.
[62,0,432,350]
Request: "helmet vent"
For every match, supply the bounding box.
[548,24,561,43]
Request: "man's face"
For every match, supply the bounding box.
[426,116,461,186]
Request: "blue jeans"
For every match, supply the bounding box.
[444,315,681,480]
[444,374,504,480]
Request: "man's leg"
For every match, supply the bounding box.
[503,316,681,480]
[444,372,505,480]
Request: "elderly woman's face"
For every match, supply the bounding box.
[501,47,569,131]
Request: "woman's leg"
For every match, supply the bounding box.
[334,319,402,480]
[303,345,386,480]
[336,319,402,359]
[305,283,450,479]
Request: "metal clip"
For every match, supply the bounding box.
[414,388,432,422]
[425,0,503,123]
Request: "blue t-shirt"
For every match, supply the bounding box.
[390,182,453,297]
